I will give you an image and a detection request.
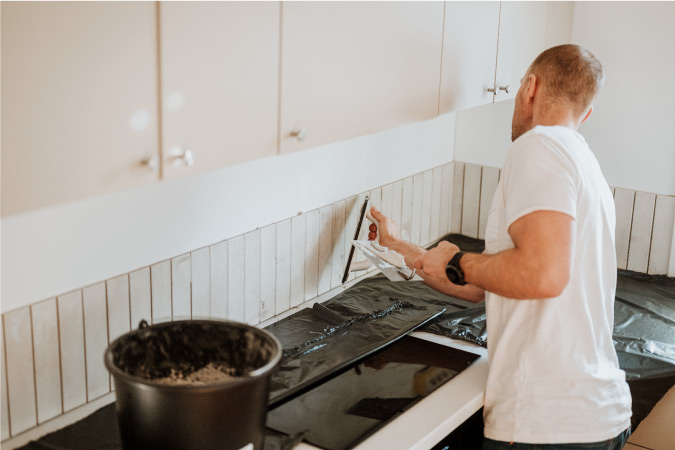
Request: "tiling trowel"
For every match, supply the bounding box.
[342,196,420,283]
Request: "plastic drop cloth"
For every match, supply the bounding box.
[266,295,447,407]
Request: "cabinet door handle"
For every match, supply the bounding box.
[169,148,195,167]
[140,155,159,171]
[290,129,307,142]
[487,86,498,95]
[499,85,510,94]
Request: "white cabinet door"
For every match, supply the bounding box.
[280,2,444,154]
[439,1,500,114]
[159,2,280,180]
[494,1,550,102]
[1,2,159,215]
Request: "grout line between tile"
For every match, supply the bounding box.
[55,299,64,416]
[103,286,110,393]
[81,291,88,404]
[625,191,637,268]
[127,274,132,332]
[646,195,658,273]
[476,166,484,238]
[2,316,12,437]
[28,307,39,426]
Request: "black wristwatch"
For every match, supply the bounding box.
[445,251,467,286]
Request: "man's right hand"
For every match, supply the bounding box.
[369,207,400,247]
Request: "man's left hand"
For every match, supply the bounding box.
[413,240,460,283]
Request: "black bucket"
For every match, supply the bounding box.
[104,319,282,450]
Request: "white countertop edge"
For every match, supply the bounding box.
[293,331,489,450]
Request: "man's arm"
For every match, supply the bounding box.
[370,208,485,303]
[415,210,574,300]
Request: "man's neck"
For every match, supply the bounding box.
[532,106,580,131]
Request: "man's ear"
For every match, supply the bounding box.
[580,106,593,125]
[526,74,538,103]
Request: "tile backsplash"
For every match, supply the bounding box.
[2,161,674,447]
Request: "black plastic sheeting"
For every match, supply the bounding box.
[267,296,447,407]
[420,235,675,381]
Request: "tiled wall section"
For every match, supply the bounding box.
[2,161,675,446]
[0,162,459,446]
[451,162,675,275]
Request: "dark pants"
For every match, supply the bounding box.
[482,428,631,450]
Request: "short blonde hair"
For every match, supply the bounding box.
[528,44,604,116]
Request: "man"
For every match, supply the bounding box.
[371,44,632,449]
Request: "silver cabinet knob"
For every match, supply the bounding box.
[169,147,195,167]
[140,155,159,171]
[290,129,307,142]
[487,86,498,94]
[499,85,510,94]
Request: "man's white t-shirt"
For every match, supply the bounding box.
[483,125,632,444]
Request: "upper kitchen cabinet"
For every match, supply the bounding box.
[493,1,550,102]
[159,2,280,180]
[279,2,444,154]
[439,2,500,114]
[1,2,159,216]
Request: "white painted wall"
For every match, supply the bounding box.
[571,2,675,196]
[455,2,675,198]
[1,114,455,313]
[454,99,514,169]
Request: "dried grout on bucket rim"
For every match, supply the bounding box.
[104,319,283,389]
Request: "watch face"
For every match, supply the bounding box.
[445,266,460,283]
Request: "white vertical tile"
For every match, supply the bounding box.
[82,283,110,402]
[462,164,482,239]
[171,254,192,320]
[367,188,382,273]
[381,183,393,218]
[275,219,292,314]
[614,188,635,270]
[401,176,414,242]
[331,201,347,289]
[627,192,657,273]
[421,170,434,246]
[4,308,36,435]
[228,235,246,322]
[411,173,424,245]
[439,163,453,238]
[191,247,211,319]
[244,230,261,325]
[343,195,363,282]
[479,166,501,240]
[648,195,675,275]
[290,214,306,307]
[129,267,151,328]
[358,192,373,270]
[150,260,172,323]
[210,241,228,319]
[430,167,443,243]
[107,275,131,342]
[1,318,10,440]
[391,180,404,234]
[451,162,465,234]
[57,291,87,412]
[260,224,277,322]
[31,299,62,424]
[304,210,320,301]
[318,205,333,293]
[670,220,675,277]
[369,187,382,212]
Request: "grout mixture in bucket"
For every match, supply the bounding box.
[153,362,239,386]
